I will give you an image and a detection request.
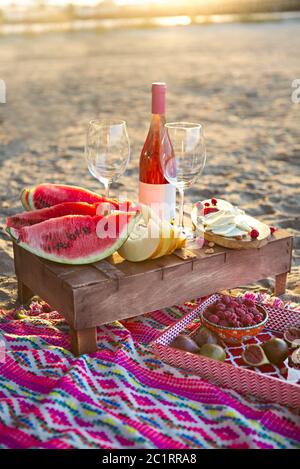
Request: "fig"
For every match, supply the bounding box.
[198,344,226,362]
[242,344,269,367]
[193,326,220,347]
[262,338,289,365]
[284,327,300,348]
[171,334,200,354]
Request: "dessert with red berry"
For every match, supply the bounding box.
[191,198,273,250]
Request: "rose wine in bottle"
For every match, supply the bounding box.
[139,82,176,221]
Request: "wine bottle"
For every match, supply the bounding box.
[139,82,176,221]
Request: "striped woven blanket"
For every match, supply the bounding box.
[0,293,299,449]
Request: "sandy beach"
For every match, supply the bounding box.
[0,20,299,308]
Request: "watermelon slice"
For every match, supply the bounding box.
[21,183,132,212]
[7,211,140,264]
[7,202,98,229]
[21,188,31,211]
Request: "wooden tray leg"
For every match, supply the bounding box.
[275,272,288,296]
[70,326,97,356]
[17,280,34,305]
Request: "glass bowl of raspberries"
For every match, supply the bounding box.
[201,295,268,345]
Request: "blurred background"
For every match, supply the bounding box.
[0,0,299,304]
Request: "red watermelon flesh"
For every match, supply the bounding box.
[7,202,98,229]
[8,212,139,264]
[23,183,127,211]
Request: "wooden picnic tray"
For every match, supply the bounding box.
[13,229,293,356]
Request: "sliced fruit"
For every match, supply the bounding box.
[118,218,161,262]
[7,211,139,265]
[242,344,269,367]
[151,220,174,259]
[198,343,226,361]
[21,183,128,211]
[262,338,289,365]
[154,221,186,257]
[290,348,300,367]
[20,188,31,211]
[119,203,184,261]
[284,327,300,348]
[173,225,186,250]
[7,202,98,229]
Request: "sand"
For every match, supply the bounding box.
[0,20,299,308]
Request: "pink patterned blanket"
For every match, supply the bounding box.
[0,293,299,449]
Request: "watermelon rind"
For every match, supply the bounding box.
[7,212,141,265]
[20,188,31,210]
[27,188,35,211]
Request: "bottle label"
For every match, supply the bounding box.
[139,182,176,221]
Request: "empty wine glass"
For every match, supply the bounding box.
[161,122,206,235]
[85,119,130,198]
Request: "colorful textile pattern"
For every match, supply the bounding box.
[0,293,299,449]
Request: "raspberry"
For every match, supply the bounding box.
[204,207,219,216]
[245,299,255,307]
[250,229,259,239]
[208,314,219,324]
[254,314,264,323]
[230,320,238,327]
[211,198,217,206]
[235,307,244,317]
[270,226,277,235]
[219,320,228,327]
[217,303,226,311]
[223,295,231,305]
[204,202,210,207]
[242,319,250,327]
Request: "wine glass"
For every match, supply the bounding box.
[161,122,206,236]
[85,119,130,198]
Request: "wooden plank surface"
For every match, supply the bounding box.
[13,229,293,331]
[13,244,76,325]
[72,231,293,328]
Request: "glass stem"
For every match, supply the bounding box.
[178,187,184,230]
